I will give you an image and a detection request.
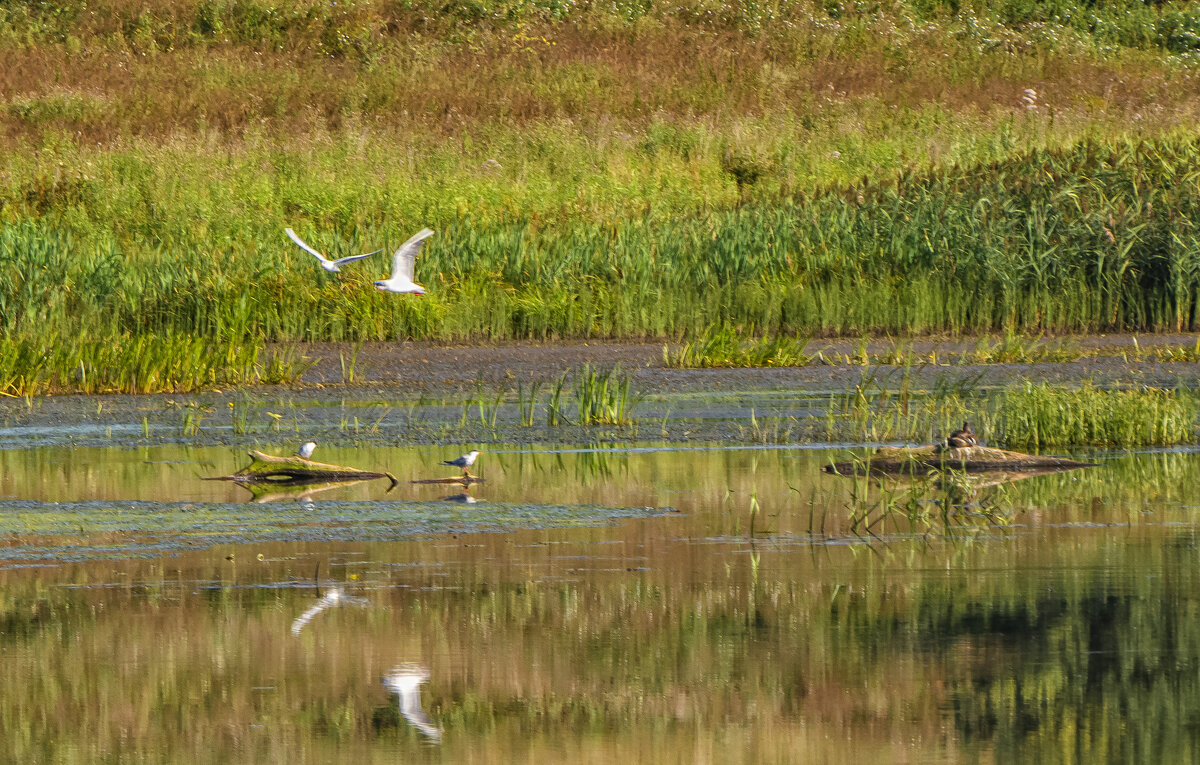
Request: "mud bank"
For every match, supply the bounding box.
[288,335,1200,392]
[1,336,1197,450]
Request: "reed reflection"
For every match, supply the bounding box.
[381,664,442,743]
[289,564,369,636]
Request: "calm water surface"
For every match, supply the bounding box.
[2,438,1200,763]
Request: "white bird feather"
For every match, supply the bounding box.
[285,228,381,273]
[375,228,435,294]
[382,665,442,742]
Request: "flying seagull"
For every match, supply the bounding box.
[443,450,481,475]
[297,441,317,459]
[375,228,435,294]
[382,664,442,743]
[285,228,381,273]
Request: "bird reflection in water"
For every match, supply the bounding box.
[289,564,369,636]
[382,664,442,743]
[441,486,479,503]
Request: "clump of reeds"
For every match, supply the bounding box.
[573,364,636,426]
[823,373,1200,448]
[666,325,814,368]
[0,335,310,396]
[992,382,1199,449]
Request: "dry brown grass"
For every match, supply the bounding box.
[2,8,1198,148]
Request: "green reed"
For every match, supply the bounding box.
[992,382,1199,449]
[546,373,569,427]
[0,335,311,396]
[666,324,814,368]
[517,381,541,427]
[574,364,636,426]
[8,136,1200,346]
[825,375,1200,448]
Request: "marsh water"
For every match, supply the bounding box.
[4,408,1200,763]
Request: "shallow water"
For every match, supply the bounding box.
[4,432,1200,762]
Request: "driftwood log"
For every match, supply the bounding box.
[206,450,399,488]
[411,476,486,486]
[823,445,1097,477]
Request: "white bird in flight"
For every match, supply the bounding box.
[382,664,442,743]
[297,441,316,459]
[443,450,481,474]
[374,228,435,294]
[285,228,381,273]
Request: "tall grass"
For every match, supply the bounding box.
[0,335,310,395]
[573,364,636,426]
[6,1,1200,352]
[825,375,1200,448]
[9,137,1200,343]
[993,382,1199,449]
[666,325,814,368]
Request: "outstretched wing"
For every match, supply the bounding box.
[390,228,435,281]
[285,228,331,264]
[330,249,382,268]
[383,667,441,742]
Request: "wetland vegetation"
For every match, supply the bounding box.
[6,4,1200,756]
[5,0,1200,389]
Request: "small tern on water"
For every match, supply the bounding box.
[297,441,317,459]
[285,228,381,273]
[375,228,435,294]
[443,450,481,474]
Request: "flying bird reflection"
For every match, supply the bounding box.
[290,564,369,636]
[382,664,442,742]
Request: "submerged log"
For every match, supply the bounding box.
[206,450,399,488]
[823,444,1098,477]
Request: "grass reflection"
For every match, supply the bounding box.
[2,528,1200,762]
[6,448,1200,760]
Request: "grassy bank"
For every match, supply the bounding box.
[0,335,310,395]
[4,1,1200,353]
[822,376,1200,448]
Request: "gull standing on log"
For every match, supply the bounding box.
[297,441,317,459]
[285,228,381,273]
[374,228,435,294]
[443,450,481,475]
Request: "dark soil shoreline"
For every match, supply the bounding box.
[287,334,1200,393]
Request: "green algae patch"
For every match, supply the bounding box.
[0,499,671,564]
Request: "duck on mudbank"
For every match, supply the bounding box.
[944,421,977,449]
